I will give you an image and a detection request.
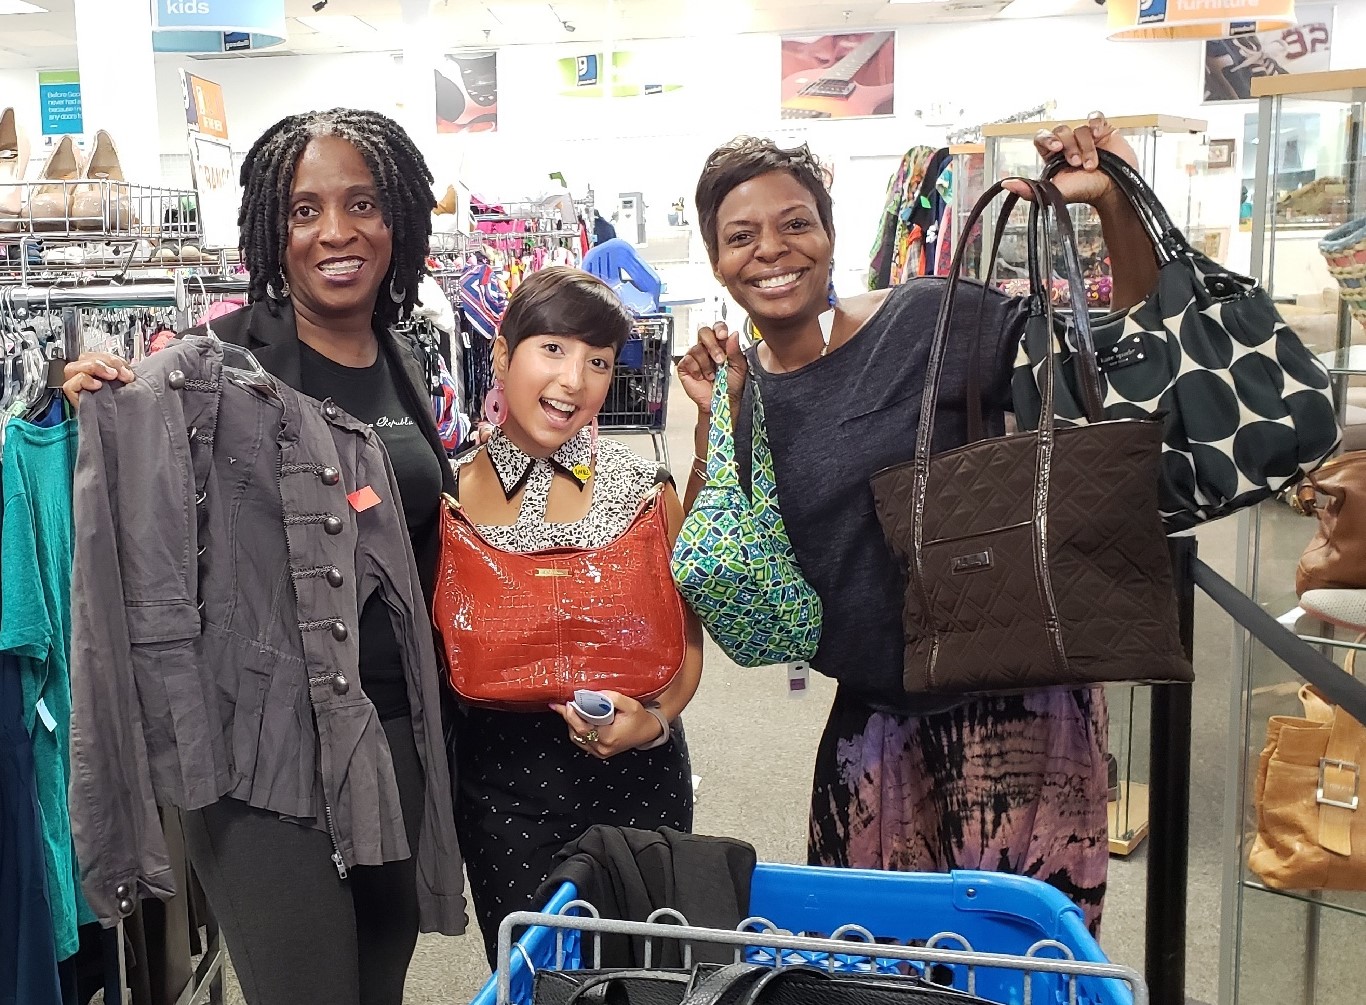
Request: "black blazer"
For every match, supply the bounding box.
[182,298,457,603]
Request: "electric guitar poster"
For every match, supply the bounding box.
[779,32,895,121]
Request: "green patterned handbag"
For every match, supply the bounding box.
[671,367,823,667]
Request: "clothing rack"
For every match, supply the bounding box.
[946,102,1056,145]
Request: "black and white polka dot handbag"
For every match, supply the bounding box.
[1011,150,1341,532]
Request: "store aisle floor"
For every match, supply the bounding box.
[201,375,1242,1004]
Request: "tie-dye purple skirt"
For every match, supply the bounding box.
[808,687,1109,936]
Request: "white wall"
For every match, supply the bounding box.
[4,5,1366,284]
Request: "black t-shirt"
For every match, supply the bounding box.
[736,277,1023,714]
[299,341,444,720]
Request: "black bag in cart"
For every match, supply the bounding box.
[1010,148,1341,531]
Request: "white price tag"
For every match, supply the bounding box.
[36,698,57,732]
[786,662,811,699]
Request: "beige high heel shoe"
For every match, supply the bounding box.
[27,135,81,232]
[0,108,31,232]
[72,130,135,232]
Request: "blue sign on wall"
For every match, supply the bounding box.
[576,55,600,87]
[38,70,83,137]
[153,0,285,53]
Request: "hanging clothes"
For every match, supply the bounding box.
[867,145,935,291]
[0,406,94,966]
[0,651,64,1005]
[867,146,958,290]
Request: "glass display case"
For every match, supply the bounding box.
[946,143,986,278]
[981,115,1207,312]
[1222,69,1366,1005]
[981,115,1207,856]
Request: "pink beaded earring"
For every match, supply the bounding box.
[482,380,508,426]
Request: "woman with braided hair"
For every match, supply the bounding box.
[61,109,458,1005]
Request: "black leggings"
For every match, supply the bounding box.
[184,715,425,1005]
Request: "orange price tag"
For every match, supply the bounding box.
[348,486,382,513]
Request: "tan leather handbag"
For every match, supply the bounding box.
[1294,450,1366,595]
[1248,650,1366,891]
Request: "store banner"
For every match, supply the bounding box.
[38,70,82,138]
[182,71,230,141]
[1109,0,1297,41]
[1203,3,1332,101]
[180,70,239,251]
[779,32,895,121]
[152,0,285,52]
[554,50,684,98]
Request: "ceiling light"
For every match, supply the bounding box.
[886,0,952,5]
[998,0,1080,17]
[296,15,376,35]
[0,1,49,13]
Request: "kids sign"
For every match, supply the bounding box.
[152,0,285,52]
[1108,0,1297,39]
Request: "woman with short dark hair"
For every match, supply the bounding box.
[678,117,1157,934]
[451,265,704,966]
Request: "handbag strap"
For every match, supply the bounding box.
[681,963,769,1005]
[560,969,692,1005]
[705,366,792,541]
[1041,149,1186,265]
[705,367,743,491]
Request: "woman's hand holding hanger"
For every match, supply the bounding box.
[61,352,135,407]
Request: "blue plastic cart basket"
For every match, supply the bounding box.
[471,865,1139,1005]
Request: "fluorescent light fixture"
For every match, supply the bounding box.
[295,15,377,35]
[886,0,951,5]
[998,0,1079,18]
[485,4,560,30]
[0,1,49,13]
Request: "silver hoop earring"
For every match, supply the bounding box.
[389,273,405,305]
[268,277,290,300]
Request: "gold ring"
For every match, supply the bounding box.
[584,729,599,744]
[572,732,588,744]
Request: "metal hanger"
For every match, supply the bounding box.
[183,275,275,391]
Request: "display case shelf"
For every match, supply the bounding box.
[1222,68,1366,1005]
[1241,882,1366,922]
[979,114,1207,314]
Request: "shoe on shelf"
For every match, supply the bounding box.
[71,130,135,232]
[27,135,81,232]
[40,245,84,265]
[1300,589,1366,633]
[0,107,31,232]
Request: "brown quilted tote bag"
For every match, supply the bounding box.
[1293,451,1366,595]
[869,178,1191,695]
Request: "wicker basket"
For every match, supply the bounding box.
[1320,216,1366,329]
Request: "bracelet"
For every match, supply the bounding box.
[690,456,708,481]
[636,704,673,750]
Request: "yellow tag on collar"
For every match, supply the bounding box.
[571,463,593,482]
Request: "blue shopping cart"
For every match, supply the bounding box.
[472,865,1145,1005]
